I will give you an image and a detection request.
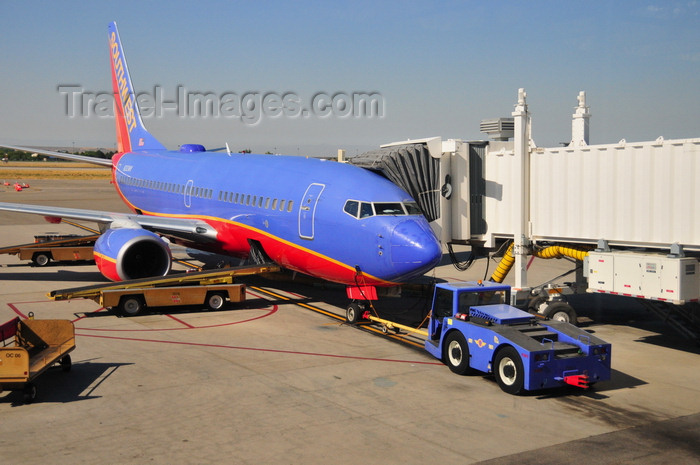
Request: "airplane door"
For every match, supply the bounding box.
[298,183,325,240]
[184,179,194,208]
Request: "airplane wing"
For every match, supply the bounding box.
[0,202,219,244]
[0,144,113,167]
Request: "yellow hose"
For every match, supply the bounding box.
[489,244,590,283]
[533,245,590,262]
[490,243,515,283]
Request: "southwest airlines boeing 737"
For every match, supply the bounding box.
[0,22,441,299]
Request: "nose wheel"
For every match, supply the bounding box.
[346,302,366,324]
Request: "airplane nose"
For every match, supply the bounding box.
[389,219,442,280]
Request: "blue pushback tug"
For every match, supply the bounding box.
[423,281,611,394]
[348,280,612,394]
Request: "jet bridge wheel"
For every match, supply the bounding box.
[494,346,524,395]
[544,302,578,325]
[443,331,472,375]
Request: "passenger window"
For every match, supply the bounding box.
[265,198,270,209]
[344,200,359,218]
[359,202,374,218]
[287,200,294,212]
[272,199,278,210]
[279,199,286,211]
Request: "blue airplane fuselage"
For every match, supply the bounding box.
[112,149,442,286]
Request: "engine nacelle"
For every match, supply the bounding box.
[94,228,171,281]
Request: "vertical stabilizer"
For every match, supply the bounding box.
[108,21,166,153]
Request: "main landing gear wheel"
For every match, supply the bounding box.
[346,303,364,324]
[494,346,524,395]
[119,295,145,316]
[544,302,578,325]
[206,292,226,311]
[443,331,471,375]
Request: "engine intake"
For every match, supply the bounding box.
[94,228,171,281]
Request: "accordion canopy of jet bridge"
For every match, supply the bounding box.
[349,144,440,222]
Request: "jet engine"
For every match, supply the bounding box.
[93,228,171,281]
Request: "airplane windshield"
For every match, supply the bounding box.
[404,202,421,215]
[374,203,404,215]
[343,200,424,219]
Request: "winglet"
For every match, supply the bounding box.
[108,22,166,153]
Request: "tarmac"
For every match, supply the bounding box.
[1,179,699,464]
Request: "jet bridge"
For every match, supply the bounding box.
[350,89,700,338]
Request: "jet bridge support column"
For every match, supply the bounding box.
[511,88,531,299]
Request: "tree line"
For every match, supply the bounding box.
[0,148,115,162]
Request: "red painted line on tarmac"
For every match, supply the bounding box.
[75,305,278,332]
[75,332,443,366]
[165,314,196,328]
[5,289,278,332]
[7,303,25,318]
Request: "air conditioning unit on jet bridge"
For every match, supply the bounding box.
[586,251,700,304]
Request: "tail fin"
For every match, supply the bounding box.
[108,21,166,153]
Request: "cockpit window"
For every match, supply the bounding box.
[359,202,374,218]
[404,202,421,215]
[374,202,404,215]
[343,200,359,217]
[343,199,423,219]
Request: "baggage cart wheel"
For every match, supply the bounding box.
[23,383,37,404]
[119,295,145,316]
[544,302,578,325]
[32,252,51,267]
[443,331,472,375]
[60,354,72,372]
[206,292,226,311]
[494,346,524,395]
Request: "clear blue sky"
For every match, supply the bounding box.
[1,1,698,156]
